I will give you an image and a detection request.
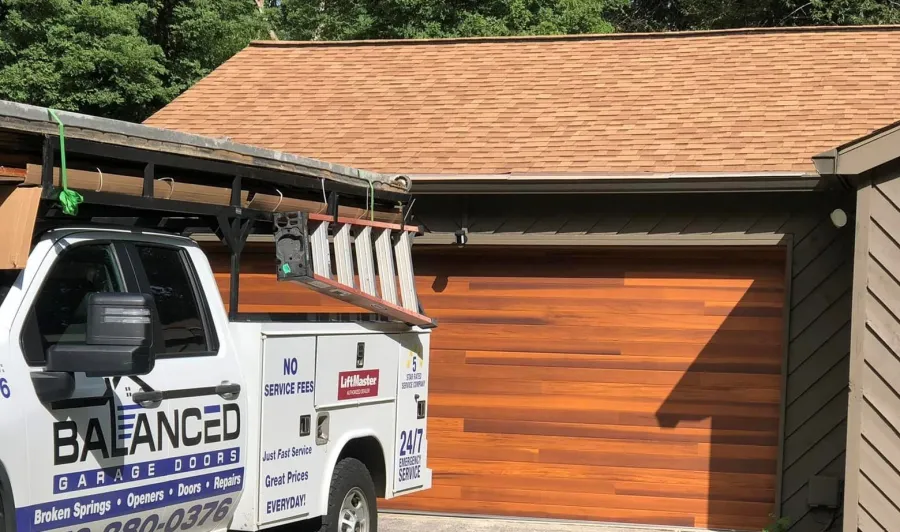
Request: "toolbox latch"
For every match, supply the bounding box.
[416,394,426,419]
[299,414,311,437]
[356,342,365,368]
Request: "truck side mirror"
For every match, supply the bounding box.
[45,293,159,377]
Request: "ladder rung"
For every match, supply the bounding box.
[355,226,377,296]
[333,223,355,287]
[394,230,418,312]
[310,220,331,279]
[374,229,398,305]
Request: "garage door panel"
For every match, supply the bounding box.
[429,349,467,365]
[438,431,703,457]
[461,418,780,446]
[432,363,782,388]
[426,457,776,490]
[704,300,785,317]
[539,381,781,404]
[433,331,781,356]
[429,376,782,404]
[538,448,775,476]
[615,482,775,505]
[438,471,618,495]
[460,352,782,376]
[427,417,465,433]
[432,392,779,417]
[428,405,781,433]
[430,308,783,332]
[420,293,709,315]
[430,442,540,463]
[465,345,782,362]
[452,283,783,305]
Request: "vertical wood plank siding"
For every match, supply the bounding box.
[409,191,853,532]
[846,171,900,532]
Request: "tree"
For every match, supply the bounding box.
[143,0,271,96]
[0,0,171,121]
[614,0,900,31]
[791,0,900,25]
[267,0,627,41]
[0,0,270,121]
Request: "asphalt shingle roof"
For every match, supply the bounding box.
[145,26,900,176]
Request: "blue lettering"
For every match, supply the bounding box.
[266,495,306,514]
[283,358,298,375]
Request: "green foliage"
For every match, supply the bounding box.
[800,0,900,25]
[616,0,900,31]
[762,513,791,532]
[267,0,626,40]
[0,0,269,121]
[0,0,170,121]
[144,0,270,95]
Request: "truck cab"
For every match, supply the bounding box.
[0,101,433,532]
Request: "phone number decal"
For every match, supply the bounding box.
[16,468,244,532]
[63,498,233,532]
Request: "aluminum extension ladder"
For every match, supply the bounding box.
[274,211,434,327]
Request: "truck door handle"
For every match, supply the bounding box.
[132,390,163,405]
[131,383,241,405]
[216,383,241,398]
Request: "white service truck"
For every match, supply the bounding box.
[0,102,434,532]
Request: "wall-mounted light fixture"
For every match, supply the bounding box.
[830,208,849,229]
[455,228,468,247]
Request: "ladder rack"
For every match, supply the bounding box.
[0,100,429,325]
[274,212,434,328]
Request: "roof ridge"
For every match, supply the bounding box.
[249,24,900,47]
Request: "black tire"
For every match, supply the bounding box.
[318,458,378,532]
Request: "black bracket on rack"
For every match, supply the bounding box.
[327,191,339,225]
[216,175,255,319]
[273,211,313,283]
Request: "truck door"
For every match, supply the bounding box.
[10,232,247,532]
[392,332,431,495]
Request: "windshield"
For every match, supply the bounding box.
[0,270,20,308]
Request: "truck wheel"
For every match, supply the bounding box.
[319,458,378,532]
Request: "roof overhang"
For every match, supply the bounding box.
[0,99,411,195]
[409,171,826,194]
[813,119,900,178]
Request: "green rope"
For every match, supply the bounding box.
[47,109,83,216]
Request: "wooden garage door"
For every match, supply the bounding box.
[207,244,785,530]
[384,246,786,530]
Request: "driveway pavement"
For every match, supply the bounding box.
[380,513,690,532]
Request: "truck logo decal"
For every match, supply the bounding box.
[16,467,244,532]
[53,403,241,465]
[337,370,379,400]
[53,447,241,494]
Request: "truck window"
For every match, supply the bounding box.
[0,270,18,307]
[24,243,123,365]
[134,245,211,355]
